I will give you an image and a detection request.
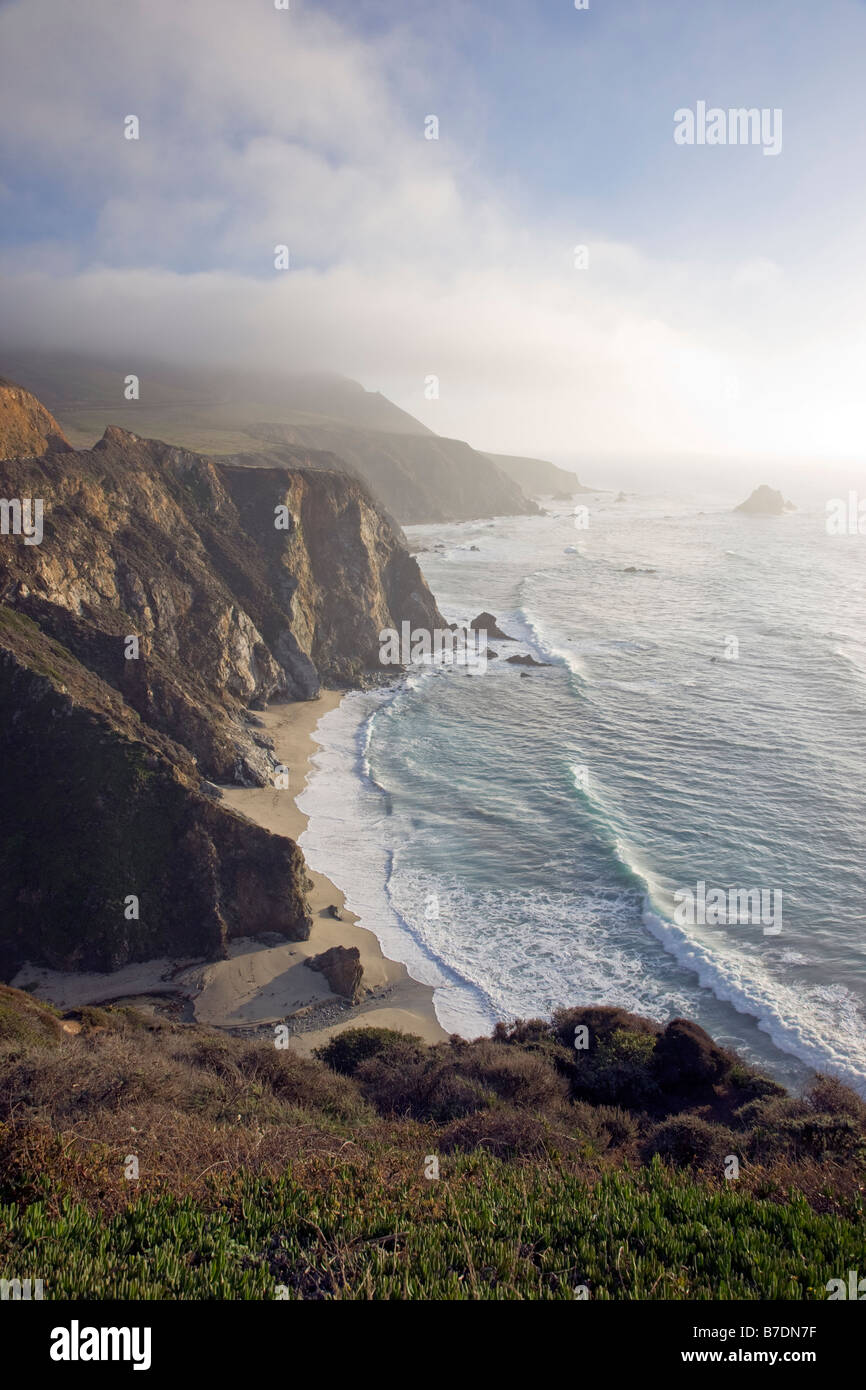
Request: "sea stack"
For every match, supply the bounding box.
[736,484,795,515]
[470,612,513,640]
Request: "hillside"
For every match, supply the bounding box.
[0,352,540,525]
[0,988,863,1299]
[0,376,72,461]
[0,380,442,976]
[487,452,593,497]
[248,420,538,524]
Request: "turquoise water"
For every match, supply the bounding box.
[298,492,866,1091]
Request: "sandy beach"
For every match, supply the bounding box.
[14,691,447,1051]
[212,692,447,1051]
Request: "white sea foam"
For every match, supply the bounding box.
[297,689,487,1031]
[298,498,866,1090]
[641,902,866,1093]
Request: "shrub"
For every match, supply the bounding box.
[653,1019,734,1093]
[551,1006,661,1054]
[0,1032,220,1123]
[418,1068,496,1123]
[68,1006,115,1031]
[439,1106,552,1157]
[347,1036,566,1121]
[805,1075,866,1128]
[734,1095,808,1130]
[747,1113,865,1164]
[451,1040,567,1109]
[571,1029,660,1109]
[225,1040,368,1121]
[644,1116,736,1170]
[490,1018,574,1074]
[0,984,64,1049]
[728,1063,788,1101]
[315,1027,425,1077]
[492,1017,551,1046]
[594,1105,640,1149]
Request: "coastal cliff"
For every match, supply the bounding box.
[0,353,541,525]
[245,420,541,524]
[485,451,592,497]
[0,381,443,975]
[0,376,72,460]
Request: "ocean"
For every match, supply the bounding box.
[297,490,866,1093]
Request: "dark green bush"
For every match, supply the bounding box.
[805,1075,866,1127]
[551,1005,660,1053]
[315,1026,425,1076]
[571,1028,660,1108]
[728,1063,788,1101]
[644,1115,736,1170]
[652,1018,734,1092]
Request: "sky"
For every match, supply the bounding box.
[1,0,865,472]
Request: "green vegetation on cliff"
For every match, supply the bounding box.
[1,990,863,1300]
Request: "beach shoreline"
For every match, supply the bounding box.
[14,691,448,1052]
[215,692,448,1052]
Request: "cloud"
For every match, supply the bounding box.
[0,0,864,464]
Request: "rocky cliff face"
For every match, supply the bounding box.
[0,607,312,976]
[0,377,72,460]
[486,452,592,497]
[0,353,541,524]
[246,421,541,524]
[0,382,443,975]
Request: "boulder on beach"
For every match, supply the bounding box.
[470,611,513,640]
[736,484,795,515]
[305,945,363,1002]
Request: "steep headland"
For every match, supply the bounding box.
[0,376,72,461]
[0,353,542,525]
[246,420,540,525]
[486,451,592,497]
[0,380,442,977]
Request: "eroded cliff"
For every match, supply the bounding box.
[0,376,71,461]
[0,383,443,974]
